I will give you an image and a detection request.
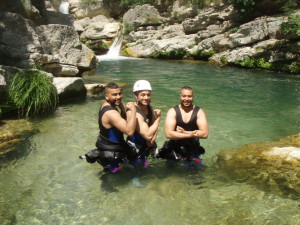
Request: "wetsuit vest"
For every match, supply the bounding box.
[173,105,200,147]
[129,105,153,147]
[96,105,126,151]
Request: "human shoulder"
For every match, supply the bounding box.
[196,106,207,118]
[101,104,119,118]
[166,105,177,118]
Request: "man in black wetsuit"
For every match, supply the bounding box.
[126,80,161,187]
[127,80,161,167]
[157,86,209,168]
[82,83,136,191]
[95,82,137,173]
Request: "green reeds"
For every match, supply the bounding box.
[9,70,58,117]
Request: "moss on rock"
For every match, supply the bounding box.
[0,119,36,155]
[217,133,300,196]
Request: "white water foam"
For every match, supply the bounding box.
[59,1,70,14]
[97,32,141,61]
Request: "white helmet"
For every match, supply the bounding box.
[133,80,152,93]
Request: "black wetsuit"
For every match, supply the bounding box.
[127,105,154,164]
[95,105,130,171]
[158,105,205,161]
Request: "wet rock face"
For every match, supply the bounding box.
[217,134,300,195]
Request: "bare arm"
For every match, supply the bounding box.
[176,108,209,139]
[118,102,126,119]
[129,108,161,142]
[104,102,136,136]
[164,108,197,140]
[195,108,209,138]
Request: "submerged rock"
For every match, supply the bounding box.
[0,119,36,155]
[217,133,300,194]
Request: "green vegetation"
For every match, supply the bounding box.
[226,0,299,21]
[256,58,272,69]
[121,0,156,8]
[123,21,135,34]
[9,70,58,117]
[121,0,221,8]
[190,49,217,60]
[225,0,256,19]
[237,57,272,69]
[80,0,98,6]
[220,55,228,64]
[228,27,239,34]
[282,15,300,38]
[236,57,299,74]
[152,49,187,59]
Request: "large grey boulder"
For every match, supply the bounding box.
[182,5,236,34]
[123,4,164,32]
[124,24,196,58]
[195,21,235,43]
[66,0,123,19]
[0,12,98,76]
[170,3,197,24]
[80,15,120,40]
[36,24,98,74]
[53,77,86,99]
[0,12,43,68]
[191,15,289,55]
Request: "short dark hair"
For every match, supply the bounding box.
[180,86,193,93]
[104,82,119,94]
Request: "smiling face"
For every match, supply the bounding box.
[135,90,151,106]
[105,87,122,107]
[180,88,194,108]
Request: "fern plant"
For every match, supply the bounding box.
[9,70,58,117]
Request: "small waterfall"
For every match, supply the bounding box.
[106,33,123,57]
[97,32,128,60]
[59,1,70,14]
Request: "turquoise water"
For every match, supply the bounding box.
[1,59,300,224]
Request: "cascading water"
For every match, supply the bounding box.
[106,32,123,57]
[97,32,133,61]
[59,1,70,14]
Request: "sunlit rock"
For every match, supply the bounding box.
[217,133,300,194]
[53,77,87,100]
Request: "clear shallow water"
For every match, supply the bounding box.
[1,59,300,224]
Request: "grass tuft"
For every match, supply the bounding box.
[9,70,58,117]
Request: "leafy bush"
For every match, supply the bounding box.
[121,0,156,8]
[226,0,256,16]
[282,15,300,37]
[152,49,187,59]
[9,70,58,117]
[220,55,228,64]
[190,49,217,60]
[226,0,299,21]
[123,21,135,34]
[80,0,98,6]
